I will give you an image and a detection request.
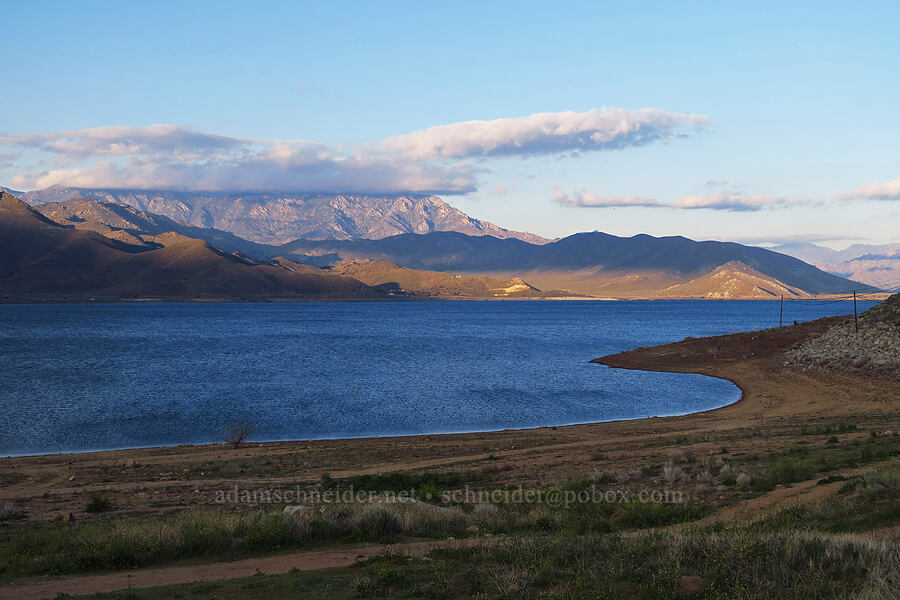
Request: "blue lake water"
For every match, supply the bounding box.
[0,299,876,456]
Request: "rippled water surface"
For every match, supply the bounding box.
[0,299,875,455]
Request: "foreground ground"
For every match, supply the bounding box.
[0,315,898,599]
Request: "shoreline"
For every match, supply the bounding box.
[1,379,744,459]
[0,315,874,464]
[0,294,890,305]
[0,316,873,462]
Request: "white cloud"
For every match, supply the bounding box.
[1,108,706,193]
[552,187,802,212]
[2,125,478,194]
[838,177,900,201]
[733,233,865,246]
[672,193,792,211]
[10,152,477,195]
[551,185,661,208]
[380,108,708,160]
[0,125,246,161]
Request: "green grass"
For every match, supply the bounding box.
[1,488,708,581]
[64,527,900,600]
[735,433,900,492]
[755,466,900,534]
[752,455,817,492]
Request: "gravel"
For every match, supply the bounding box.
[786,320,900,380]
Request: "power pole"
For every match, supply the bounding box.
[779,295,784,327]
[853,291,858,333]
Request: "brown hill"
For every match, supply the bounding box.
[35,197,270,256]
[661,261,807,299]
[0,192,380,301]
[330,259,580,298]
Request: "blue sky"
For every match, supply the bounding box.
[1,1,899,246]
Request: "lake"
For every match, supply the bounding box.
[0,299,876,456]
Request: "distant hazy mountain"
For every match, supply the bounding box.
[0,192,379,301]
[771,242,900,289]
[19,185,549,245]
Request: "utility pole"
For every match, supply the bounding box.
[779,295,784,327]
[853,291,858,333]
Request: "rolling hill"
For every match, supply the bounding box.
[0,192,380,301]
[661,261,807,298]
[331,259,581,298]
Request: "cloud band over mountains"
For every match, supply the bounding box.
[0,108,707,194]
[551,186,798,212]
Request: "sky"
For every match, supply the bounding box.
[1,1,899,247]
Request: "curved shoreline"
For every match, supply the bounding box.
[0,316,849,460]
[2,369,742,459]
[2,314,897,527]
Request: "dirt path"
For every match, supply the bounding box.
[0,537,489,600]
[5,467,886,600]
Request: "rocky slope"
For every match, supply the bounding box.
[20,185,549,245]
[786,293,899,379]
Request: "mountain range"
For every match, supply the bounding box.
[10,192,877,299]
[10,185,548,245]
[270,231,872,296]
[771,242,900,290]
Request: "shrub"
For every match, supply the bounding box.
[848,469,900,500]
[85,493,113,513]
[358,507,402,538]
[800,422,857,436]
[223,420,256,448]
[0,502,26,521]
[753,455,816,492]
[662,463,684,484]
